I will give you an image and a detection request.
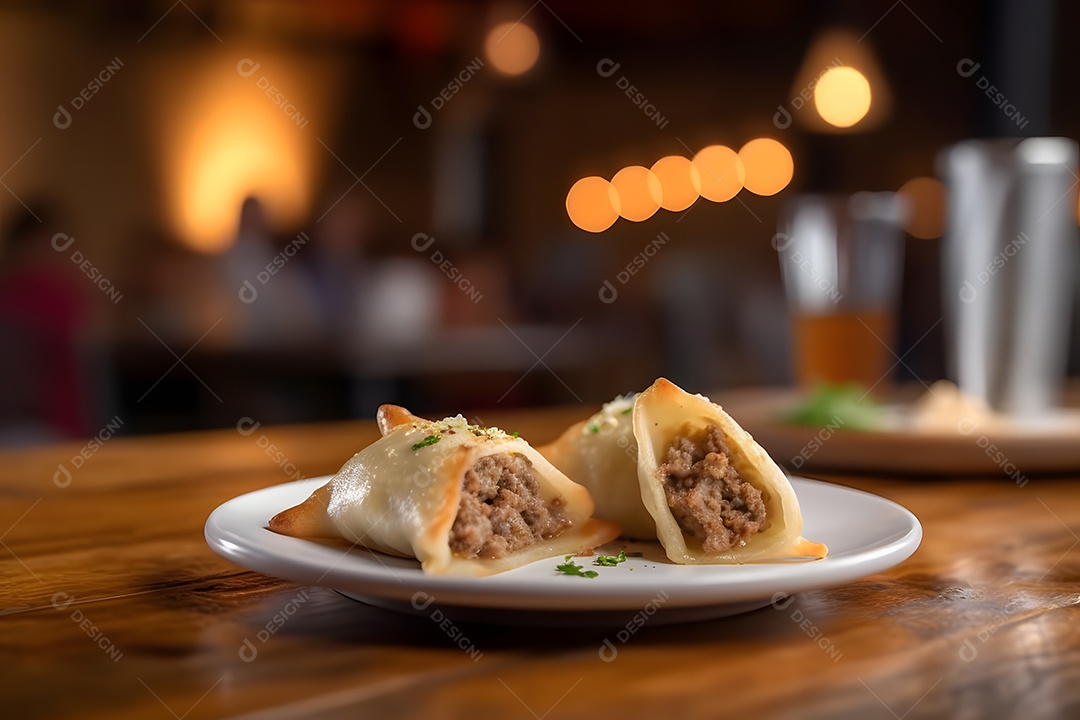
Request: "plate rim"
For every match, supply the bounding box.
[205,475,921,612]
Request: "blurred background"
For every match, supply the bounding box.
[2,0,1079,444]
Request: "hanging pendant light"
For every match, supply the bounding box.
[783,28,892,133]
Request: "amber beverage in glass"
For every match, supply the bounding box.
[792,309,895,388]
[777,194,907,391]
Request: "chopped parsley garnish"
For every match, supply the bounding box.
[593,551,628,566]
[555,556,598,578]
[511,432,520,438]
[587,423,600,434]
[411,435,441,451]
[621,407,633,415]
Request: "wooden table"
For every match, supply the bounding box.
[3,406,1079,719]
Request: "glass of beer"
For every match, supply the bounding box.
[775,193,908,391]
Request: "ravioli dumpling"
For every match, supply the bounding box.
[270,405,620,577]
[634,378,826,563]
[541,379,827,564]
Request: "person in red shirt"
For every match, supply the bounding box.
[0,205,92,443]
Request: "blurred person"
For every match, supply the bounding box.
[123,227,225,350]
[355,254,440,354]
[652,245,789,390]
[438,242,515,327]
[522,231,611,323]
[218,196,320,349]
[0,204,93,443]
[302,193,371,343]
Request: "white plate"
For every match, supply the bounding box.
[205,476,920,625]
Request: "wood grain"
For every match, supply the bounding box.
[2,406,1079,719]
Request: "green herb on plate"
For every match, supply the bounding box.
[784,383,883,431]
[555,556,599,578]
[593,551,628,566]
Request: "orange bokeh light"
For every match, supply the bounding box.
[738,138,794,196]
[566,176,621,233]
[611,166,663,222]
[485,21,540,76]
[691,145,744,202]
[898,176,946,239]
[651,155,700,212]
[814,66,872,128]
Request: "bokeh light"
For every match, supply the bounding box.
[566,176,621,233]
[738,138,793,196]
[691,145,744,202]
[813,66,872,128]
[611,165,663,222]
[898,176,946,239]
[651,155,700,212]
[165,62,315,253]
[485,21,540,76]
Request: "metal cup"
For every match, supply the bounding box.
[939,137,1079,418]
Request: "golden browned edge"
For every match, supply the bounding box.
[267,483,338,538]
[377,404,418,435]
[791,537,829,559]
[421,445,472,566]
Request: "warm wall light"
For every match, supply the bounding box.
[176,115,310,253]
[651,156,700,211]
[611,166,662,222]
[814,66,872,128]
[785,29,891,132]
[691,145,744,202]
[485,21,540,76]
[738,138,793,196]
[897,176,946,239]
[566,176,620,232]
[160,54,321,253]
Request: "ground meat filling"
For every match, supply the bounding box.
[448,453,571,559]
[659,425,769,553]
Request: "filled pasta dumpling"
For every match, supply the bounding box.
[541,378,827,564]
[269,405,620,577]
[633,378,827,564]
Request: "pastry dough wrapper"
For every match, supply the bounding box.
[539,395,658,539]
[542,379,827,564]
[269,405,620,577]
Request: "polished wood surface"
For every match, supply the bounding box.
[3,406,1079,719]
